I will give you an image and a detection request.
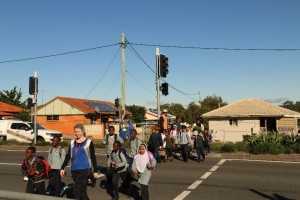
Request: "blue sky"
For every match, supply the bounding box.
[1,0,300,108]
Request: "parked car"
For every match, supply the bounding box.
[0,120,62,143]
[26,122,63,142]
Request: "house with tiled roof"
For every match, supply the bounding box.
[0,102,23,119]
[202,98,300,142]
[137,109,176,126]
[36,96,131,139]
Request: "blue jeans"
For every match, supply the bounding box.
[196,146,206,161]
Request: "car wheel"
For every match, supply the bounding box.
[37,137,45,142]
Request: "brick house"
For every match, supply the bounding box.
[0,102,23,120]
[36,96,130,139]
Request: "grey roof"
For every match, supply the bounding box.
[202,98,300,118]
[84,101,118,113]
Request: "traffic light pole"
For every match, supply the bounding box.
[156,48,160,120]
[33,72,38,144]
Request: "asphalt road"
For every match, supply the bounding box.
[0,149,299,200]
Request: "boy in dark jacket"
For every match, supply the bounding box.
[21,146,46,195]
[194,131,206,162]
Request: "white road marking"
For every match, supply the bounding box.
[217,159,226,165]
[174,191,191,200]
[0,149,107,156]
[187,180,202,190]
[227,158,300,164]
[200,172,212,180]
[0,163,21,166]
[209,165,219,172]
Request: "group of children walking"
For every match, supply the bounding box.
[21,136,66,196]
[20,121,211,200]
[103,126,156,200]
[148,119,212,163]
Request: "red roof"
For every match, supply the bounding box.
[39,96,131,115]
[0,102,22,116]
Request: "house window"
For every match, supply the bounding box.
[47,115,59,121]
[297,119,300,130]
[91,115,96,124]
[229,118,238,126]
[260,118,266,127]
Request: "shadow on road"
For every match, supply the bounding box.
[249,189,295,200]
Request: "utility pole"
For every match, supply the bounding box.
[121,33,126,120]
[156,48,160,120]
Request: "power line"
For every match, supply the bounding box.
[126,69,156,96]
[84,46,121,98]
[101,71,121,99]
[125,37,198,101]
[0,43,119,64]
[126,40,156,74]
[129,42,300,51]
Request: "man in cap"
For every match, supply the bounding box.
[159,109,168,134]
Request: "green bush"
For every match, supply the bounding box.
[235,142,249,152]
[34,141,48,146]
[210,142,224,152]
[268,143,284,155]
[0,141,9,145]
[94,142,106,149]
[60,140,70,147]
[220,142,235,153]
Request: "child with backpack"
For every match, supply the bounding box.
[108,141,130,200]
[21,146,49,195]
[47,136,66,196]
[132,144,156,200]
[102,126,124,158]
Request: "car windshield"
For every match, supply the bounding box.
[28,123,46,129]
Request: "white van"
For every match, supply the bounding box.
[0,120,63,143]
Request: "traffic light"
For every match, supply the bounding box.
[27,98,33,108]
[161,83,169,96]
[114,98,120,108]
[159,54,169,78]
[29,77,38,95]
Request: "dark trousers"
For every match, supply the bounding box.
[196,146,206,161]
[48,169,62,196]
[112,171,129,195]
[141,184,149,200]
[165,148,173,158]
[71,169,89,200]
[180,144,189,162]
[26,180,46,195]
[153,147,161,162]
[205,143,211,153]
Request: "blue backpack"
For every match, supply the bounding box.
[118,147,131,164]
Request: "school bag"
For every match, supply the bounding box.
[106,134,118,142]
[49,146,64,158]
[117,147,131,165]
[36,156,52,179]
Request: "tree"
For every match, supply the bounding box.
[1,87,31,120]
[14,110,31,121]
[0,87,26,108]
[184,102,201,125]
[200,95,227,114]
[160,103,186,120]
[126,105,146,123]
[281,100,300,112]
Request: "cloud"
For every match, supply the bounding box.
[263,98,291,104]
